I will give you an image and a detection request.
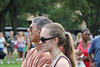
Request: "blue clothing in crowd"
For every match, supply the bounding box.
[0,37,5,48]
[0,37,5,51]
[88,36,100,67]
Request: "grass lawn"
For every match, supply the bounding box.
[0,53,23,67]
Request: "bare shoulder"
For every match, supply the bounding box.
[56,57,70,67]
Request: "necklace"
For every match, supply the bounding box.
[52,51,61,60]
[50,51,61,66]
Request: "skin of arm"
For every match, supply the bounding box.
[88,54,93,63]
[74,42,78,49]
[4,40,9,46]
[83,56,89,61]
[22,37,25,44]
[17,37,21,44]
[88,54,96,67]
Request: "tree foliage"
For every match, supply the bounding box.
[0,0,100,36]
[65,0,100,36]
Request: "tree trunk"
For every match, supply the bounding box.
[10,13,18,35]
[9,3,19,35]
[0,12,6,34]
[0,0,14,34]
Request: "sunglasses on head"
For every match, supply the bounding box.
[83,33,90,35]
[40,37,55,43]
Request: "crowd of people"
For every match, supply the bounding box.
[0,31,29,64]
[0,16,100,67]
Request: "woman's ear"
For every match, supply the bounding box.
[54,38,59,44]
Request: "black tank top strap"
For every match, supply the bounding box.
[53,56,72,67]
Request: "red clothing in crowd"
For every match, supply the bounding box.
[77,41,90,67]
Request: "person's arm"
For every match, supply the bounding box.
[88,54,96,67]
[3,38,9,46]
[87,38,96,67]
[22,37,25,44]
[4,40,9,46]
[88,54,93,63]
[74,42,77,49]
[74,41,80,49]
[83,52,90,61]
[83,56,89,61]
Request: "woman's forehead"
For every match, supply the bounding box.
[41,28,50,36]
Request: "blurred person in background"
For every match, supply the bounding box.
[0,32,8,64]
[88,35,100,67]
[17,31,25,63]
[22,32,27,58]
[6,31,15,64]
[75,32,82,43]
[75,28,91,67]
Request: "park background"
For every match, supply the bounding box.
[0,0,100,37]
[0,0,100,67]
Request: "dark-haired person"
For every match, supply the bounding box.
[39,23,76,67]
[75,28,91,67]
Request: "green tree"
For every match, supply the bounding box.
[5,0,60,34]
[49,7,75,30]
[49,1,80,31]
[0,0,13,34]
[65,0,100,36]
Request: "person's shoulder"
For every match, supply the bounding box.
[88,41,91,43]
[74,41,80,49]
[27,47,36,53]
[40,52,52,59]
[56,56,70,67]
[30,47,36,51]
[94,35,100,39]
[26,47,36,57]
[42,52,51,57]
[92,35,100,41]
[2,37,5,40]
[40,52,51,62]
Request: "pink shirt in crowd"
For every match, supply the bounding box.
[77,41,90,67]
[22,47,51,67]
